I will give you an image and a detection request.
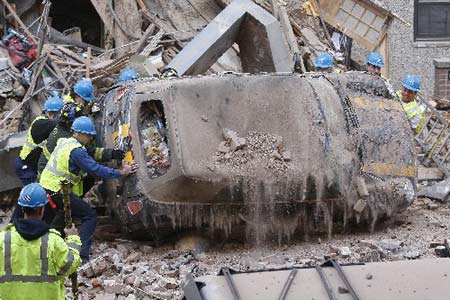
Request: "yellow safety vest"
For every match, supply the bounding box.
[396,91,424,134]
[0,225,81,300]
[19,116,47,161]
[39,137,85,196]
[63,94,75,103]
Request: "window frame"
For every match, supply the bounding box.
[414,0,450,41]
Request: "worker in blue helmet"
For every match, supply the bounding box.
[36,102,125,197]
[40,116,138,263]
[314,52,334,73]
[119,67,139,82]
[0,183,81,300]
[63,79,95,114]
[396,75,424,134]
[15,95,64,186]
[367,52,384,77]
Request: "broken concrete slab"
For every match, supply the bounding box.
[417,176,450,202]
[167,0,291,75]
[300,27,327,52]
[418,166,444,182]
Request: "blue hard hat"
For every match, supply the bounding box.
[314,52,333,69]
[402,75,420,92]
[18,183,48,208]
[43,96,64,112]
[71,116,97,135]
[119,68,139,82]
[74,79,95,102]
[367,52,384,68]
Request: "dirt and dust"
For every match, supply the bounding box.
[52,197,449,300]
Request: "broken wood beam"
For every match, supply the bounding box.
[135,24,156,53]
[0,53,49,128]
[53,45,86,64]
[48,27,104,52]
[136,0,152,20]
[86,47,91,78]
[46,60,70,93]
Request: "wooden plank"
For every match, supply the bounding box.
[54,45,86,64]
[113,0,142,56]
[316,0,390,51]
[378,34,389,79]
[90,0,114,33]
[46,60,70,94]
[418,166,444,182]
[0,53,48,128]
[135,24,156,53]
[86,47,91,78]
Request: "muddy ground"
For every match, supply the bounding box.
[46,197,450,299]
[0,192,447,299]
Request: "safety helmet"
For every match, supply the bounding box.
[43,96,64,112]
[314,52,333,69]
[60,102,84,125]
[18,183,48,208]
[74,79,95,102]
[367,52,384,68]
[71,116,97,135]
[402,75,420,92]
[119,68,139,82]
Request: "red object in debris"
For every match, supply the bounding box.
[4,36,37,70]
[127,200,143,215]
[47,194,56,209]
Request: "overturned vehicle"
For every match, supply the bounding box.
[0,0,416,242]
[100,71,416,241]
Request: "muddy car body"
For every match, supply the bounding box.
[100,72,416,240]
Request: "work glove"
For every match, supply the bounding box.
[112,149,126,160]
[120,163,139,176]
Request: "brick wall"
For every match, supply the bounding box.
[434,59,450,100]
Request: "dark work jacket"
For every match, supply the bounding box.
[23,118,57,169]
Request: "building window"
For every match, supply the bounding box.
[317,0,391,50]
[415,0,450,41]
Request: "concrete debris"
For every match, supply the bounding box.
[214,131,290,176]
[418,166,444,182]
[353,199,367,214]
[431,239,450,257]
[338,286,349,294]
[417,176,450,203]
[300,27,327,53]
[218,141,231,153]
[377,239,403,253]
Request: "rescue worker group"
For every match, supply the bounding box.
[0,52,423,299]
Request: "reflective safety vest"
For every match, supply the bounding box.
[63,94,75,103]
[39,137,86,196]
[19,116,47,161]
[396,91,424,134]
[0,224,81,300]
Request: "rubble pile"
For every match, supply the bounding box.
[213,129,291,176]
[0,0,188,140]
[67,197,450,298]
[140,106,171,178]
[72,243,197,300]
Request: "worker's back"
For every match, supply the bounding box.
[0,223,81,300]
[37,123,71,174]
